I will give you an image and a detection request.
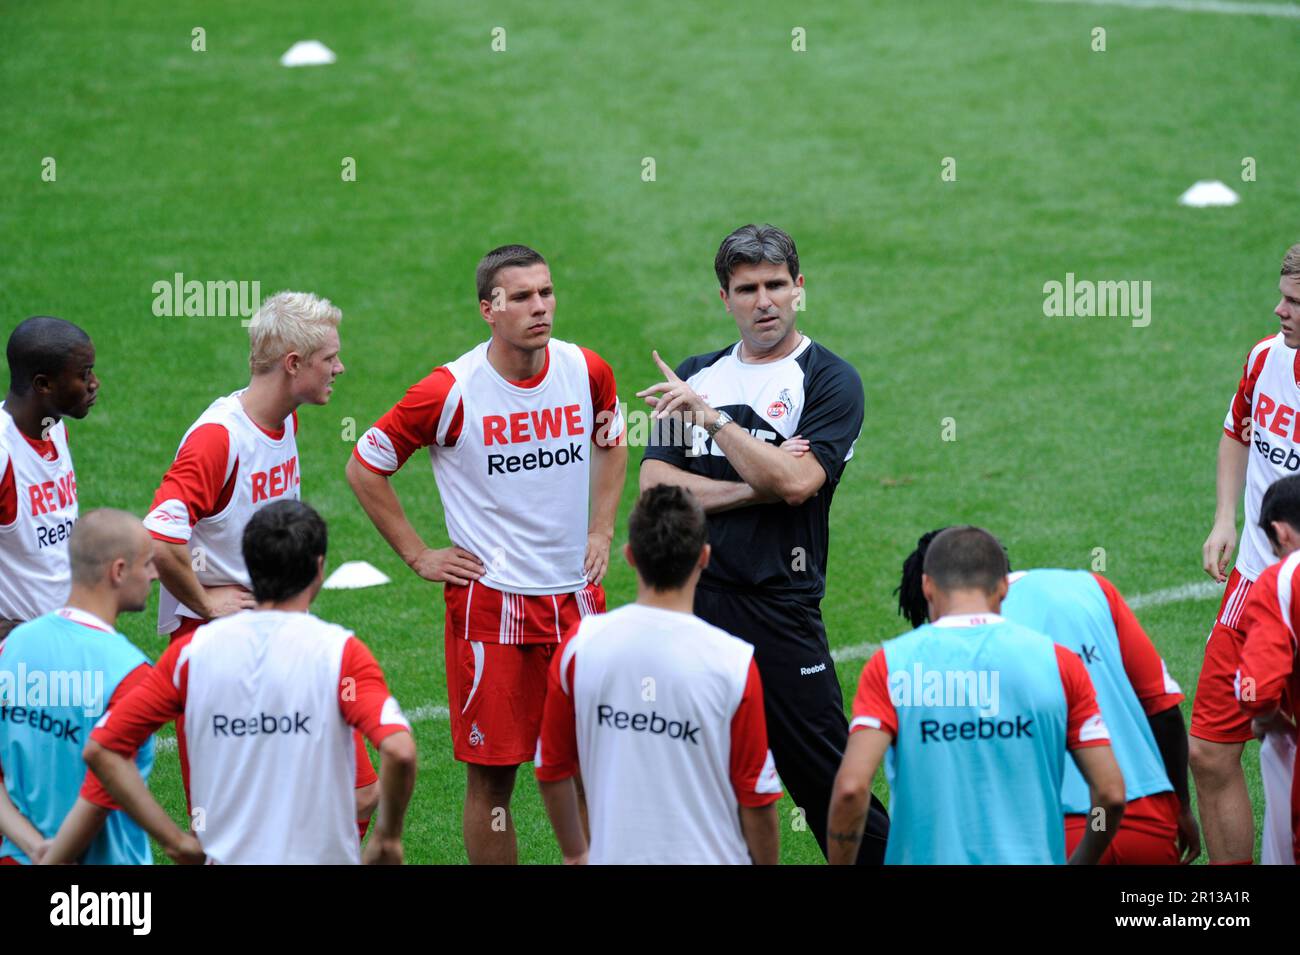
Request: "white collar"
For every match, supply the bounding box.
[933,612,1004,629]
[56,607,115,633]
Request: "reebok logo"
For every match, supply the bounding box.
[212,711,310,737]
[486,441,583,475]
[1251,430,1300,472]
[919,715,1033,743]
[0,706,81,743]
[596,704,700,745]
[800,663,826,676]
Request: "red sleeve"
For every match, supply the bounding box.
[1092,573,1184,714]
[143,423,232,544]
[79,663,154,809]
[353,367,462,475]
[534,638,580,782]
[1237,563,1297,714]
[1224,336,1273,445]
[82,640,191,805]
[580,347,625,448]
[1055,644,1110,750]
[729,658,782,807]
[0,455,14,526]
[849,649,898,739]
[337,637,411,747]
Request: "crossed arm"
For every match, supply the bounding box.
[637,352,826,510]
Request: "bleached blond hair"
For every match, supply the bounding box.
[1283,244,1300,278]
[247,291,342,375]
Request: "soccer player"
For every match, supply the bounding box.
[828,526,1126,865]
[0,317,97,641]
[0,510,156,865]
[1196,243,1300,863]
[80,501,417,865]
[637,223,888,863]
[895,528,1199,864]
[141,291,379,830]
[1232,475,1300,864]
[347,245,627,865]
[535,485,781,864]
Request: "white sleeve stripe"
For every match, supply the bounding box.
[434,381,464,448]
[1160,660,1182,696]
[357,427,399,474]
[599,401,626,441]
[174,643,195,692]
[849,715,882,731]
[379,695,411,729]
[1277,552,1300,639]
[1078,712,1110,743]
[143,498,194,542]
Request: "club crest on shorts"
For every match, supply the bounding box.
[468,721,485,747]
[767,388,794,420]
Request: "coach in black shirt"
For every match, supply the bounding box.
[638,223,888,864]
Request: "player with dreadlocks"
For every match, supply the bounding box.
[893,528,1199,865]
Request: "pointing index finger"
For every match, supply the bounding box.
[652,350,677,381]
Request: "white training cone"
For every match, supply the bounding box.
[1178,180,1239,208]
[322,560,390,590]
[280,40,336,67]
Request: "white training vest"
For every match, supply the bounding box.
[179,610,359,865]
[0,404,76,621]
[1233,334,1300,581]
[434,339,595,595]
[146,391,299,632]
[565,604,759,864]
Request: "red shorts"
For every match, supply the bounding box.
[1191,569,1255,744]
[443,581,605,765]
[170,616,378,790]
[1064,792,1181,864]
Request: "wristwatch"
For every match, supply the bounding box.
[705,409,733,438]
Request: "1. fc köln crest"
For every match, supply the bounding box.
[767,388,794,420]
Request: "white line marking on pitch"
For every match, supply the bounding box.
[1126,579,1223,609]
[1031,0,1300,18]
[150,580,1225,747]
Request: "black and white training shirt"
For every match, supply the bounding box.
[641,335,865,604]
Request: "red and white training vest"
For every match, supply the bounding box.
[0,404,77,621]
[144,392,299,633]
[1225,333,1300,582]
[179,611,382,865]
[541,604,781,864]
[449,340,601,594]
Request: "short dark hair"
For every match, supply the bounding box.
[714,224,800,292]
[242,500,328,603]
[1259,475,1300,548]
[628,484,708,590]
[6,316,91,395]
[920,525,1009,600]
[476,245,547,303]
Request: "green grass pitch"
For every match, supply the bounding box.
[0,0,1291,863]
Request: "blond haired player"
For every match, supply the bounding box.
[142,292,380,830]
[347,245,627,865]
[1196,244,1300,863]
